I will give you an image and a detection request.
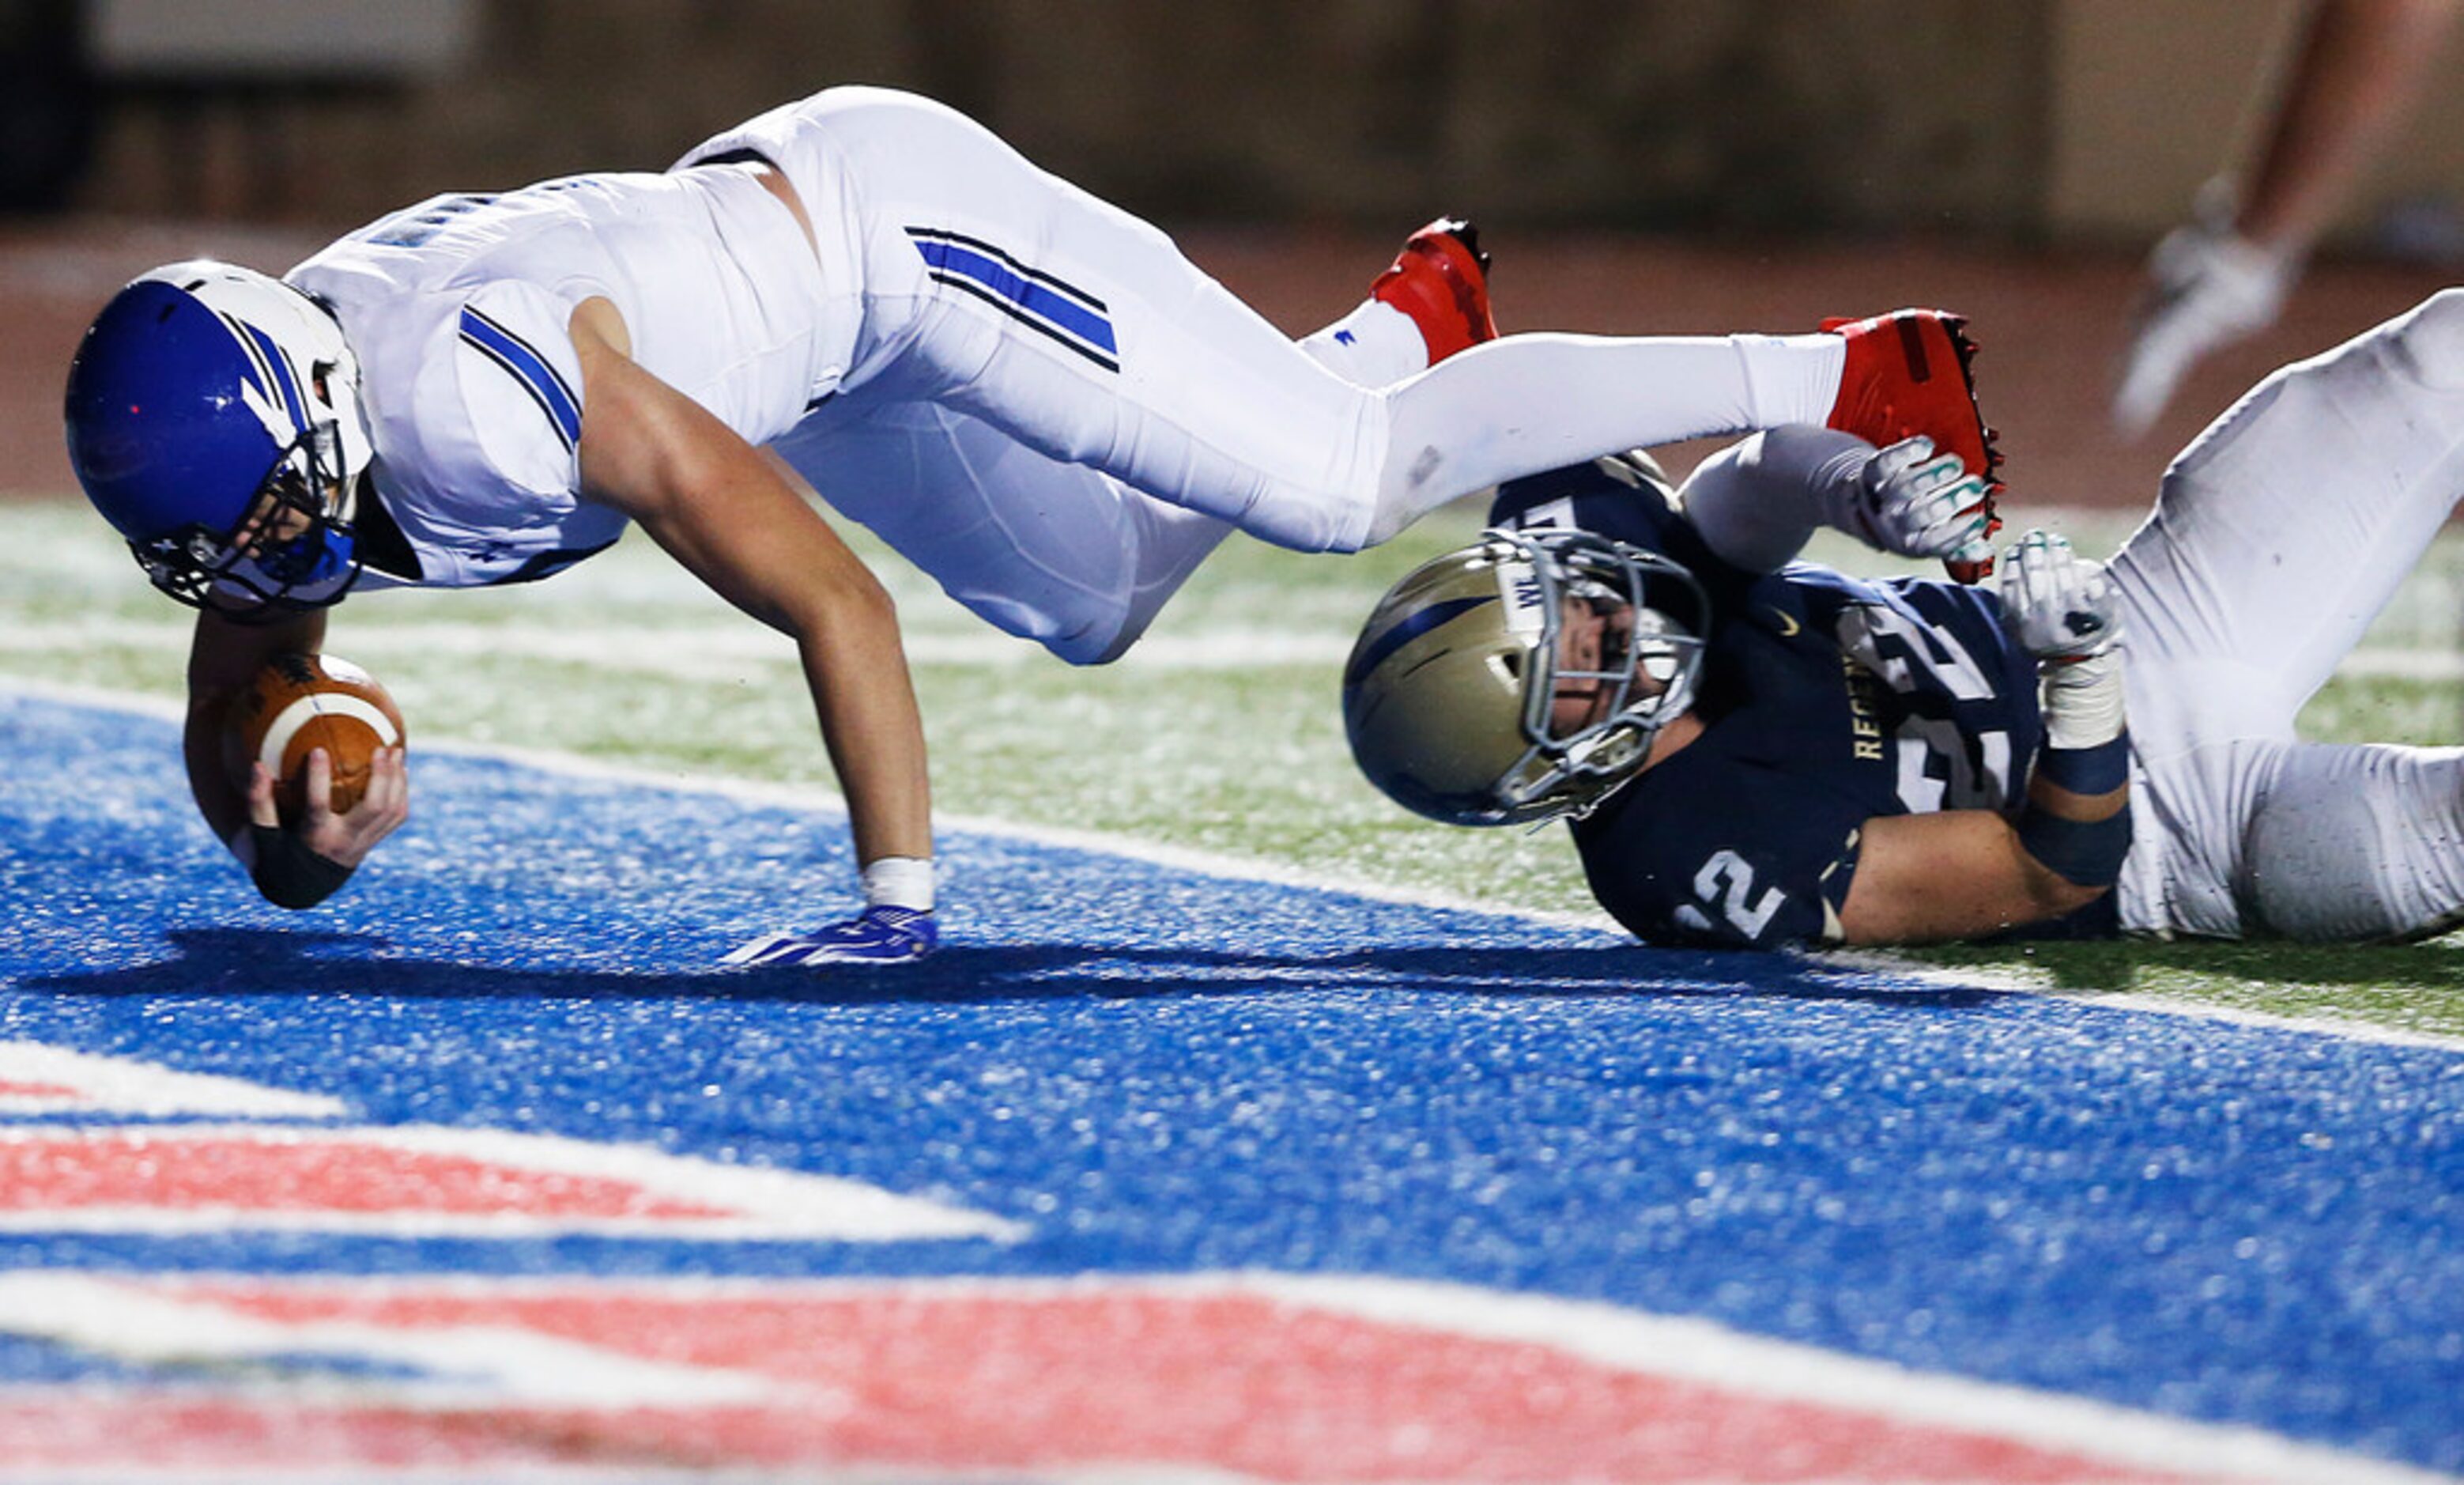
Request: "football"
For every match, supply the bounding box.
[224,653,408,823]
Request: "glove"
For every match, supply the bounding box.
[2000,530,2126,750]
[722,905,938,966]
[1998,530,2120,659]
[1827,436,1998,570]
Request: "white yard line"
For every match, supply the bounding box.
[13,604,2464,679]
[0,618,1353,671]
[9,674,2463,1053]
[0,673,1621,935]
[1813,947,2464,1053]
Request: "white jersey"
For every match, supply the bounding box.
[288,161,847,590]
[278,85,1816,666]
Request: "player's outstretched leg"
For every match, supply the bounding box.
[1089,220,1507,663]
[1361,308,2007,549]
[747,89,2002,559]
[1096,220,1506,661]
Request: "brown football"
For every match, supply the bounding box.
[224,652,408,823]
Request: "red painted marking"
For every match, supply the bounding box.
[0,1136,730,1219]
[0,1280,2206,1483]
[0,1080,82,1098]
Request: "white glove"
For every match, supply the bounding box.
[1999,530,2126,750]
[1998,530,2120,659]
[1826,436,1996,565]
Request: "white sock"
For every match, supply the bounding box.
[861,856,936,913]
[1300,299,1430,387]
[1730,333,1847,428]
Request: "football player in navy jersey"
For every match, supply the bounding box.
[1349,289,2464,947]
[61,85,1998,964]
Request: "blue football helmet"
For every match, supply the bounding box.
[1343,525,1709,826]
[63,260,375,618]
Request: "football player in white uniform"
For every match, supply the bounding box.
[1349,289,2464,947]
[63,85,1998,964]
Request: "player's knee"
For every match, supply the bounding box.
[2386,289,2464,387]
[1061,562,1200,665]
[1044,633,1117,667]
[2412,286,2464,329]
[1043,611,1137,667]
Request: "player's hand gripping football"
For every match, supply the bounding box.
[250,744,410,868]
[1833,436,1998,572]
[722,905,939,967]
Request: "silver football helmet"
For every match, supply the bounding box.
[1342,526,1708,826]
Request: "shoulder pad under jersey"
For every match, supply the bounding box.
[450,278,587,497]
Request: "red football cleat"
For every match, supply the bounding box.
[1371,217,1499,364]
[1821,308,2005,582]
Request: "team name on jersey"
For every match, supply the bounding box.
[1841,654,1887,763]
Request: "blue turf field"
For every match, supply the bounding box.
[4,686,2463,1478]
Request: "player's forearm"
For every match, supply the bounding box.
[1841,809,2104,943]
[182,699,251,856]
[2013,774,2127,905]
[2015,650,2131,894]
[1677,427,1871,571]
[795,605,934,867]
[2243,0,2462,248]
[183,606,323,860]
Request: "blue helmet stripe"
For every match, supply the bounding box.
[458,307,583,449]
[232,319,309,436]
[1343,595,1496,691]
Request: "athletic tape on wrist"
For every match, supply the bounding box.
[2016,802,2131,889]
[2034,732,2130,795]
[2040,653,2126,750]
[247,824,355,910]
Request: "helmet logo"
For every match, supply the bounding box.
[1496,561,1546,637]
[237,378,298,446]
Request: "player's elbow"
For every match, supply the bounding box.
[2020,869,2112,924]
[784,559,900,647]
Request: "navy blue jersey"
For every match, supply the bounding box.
[1491,459,2047,950]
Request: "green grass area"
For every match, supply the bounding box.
[8,499,2464,1036]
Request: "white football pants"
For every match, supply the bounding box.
[682,85,1846,663]
[2110,289,2464,939]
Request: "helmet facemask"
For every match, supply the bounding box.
[130,422,364,618]
[1493,529,1707,820]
